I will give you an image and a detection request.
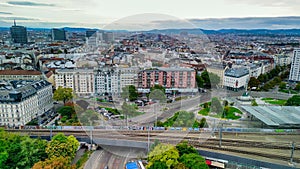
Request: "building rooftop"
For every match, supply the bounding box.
[225,67,249,78]
[241,106,300,128]
[0,70,42,75]
[0,80,51,103]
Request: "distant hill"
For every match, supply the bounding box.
[1,26,300,35]
[145,28,300,35]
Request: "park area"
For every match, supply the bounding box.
[261,98,287,106]
[198,98,243,120]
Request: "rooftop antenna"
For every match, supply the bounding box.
[14,19,16,26]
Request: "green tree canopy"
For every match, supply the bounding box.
[285,95,300,106]
[179,153,209,169]
[150,84,166,93]
[58,106,75,119]
[294,82,300,91]
[148,161,168,169]
[121,102,138,118]
[210,97,223,115]
[45,133,79,162]
[176,141,198,156]
[148,143,179,169]
[121,85,138,101]
[248,77,260,88]
[149,89,167,103]
[208,72,221,87]
[32,156,75,169]
[196,74,204,88]
[53,87,73,104]
[0,129,47,169]
[173,111,195,127]
[279,82,287,90]
[200,71,220,88]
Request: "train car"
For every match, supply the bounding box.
[205,157,228,169]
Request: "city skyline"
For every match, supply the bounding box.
[0,0,300,29]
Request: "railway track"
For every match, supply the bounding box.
[6,129,300,163]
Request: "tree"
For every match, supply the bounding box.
[179,153,209,169]
[150,139,161,152]
[199,118,208,128]
[173,163,188,169]
[210,97,223,115]
[32,156,75,169]
[121,85,138,101]
[45,133,79,162]
[149,89,167,103]
[294,82,300,91]
[121,102,138,118]
[200,71,220,88]
[147,143,179,168]
[53,87,73,104]
[285,95,300,106]
[176,141,197,156]
[196,74,204,88]
[0,129,47,169]
[150,84,166,94]
[251,99,258,106]
[173,111,195,127]
[248,77,260,88]
[279,82,287,90]
[148,161,168,169]
[58,106,75,119]
[208,72,221,87]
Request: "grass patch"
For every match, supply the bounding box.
[76,150,93,169]
[198,108,209,116]
[198,101,243,120]
[279,89,298,94]
[262,98,287,106]
[225,107,243,120]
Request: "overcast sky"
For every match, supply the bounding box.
[0,0,299,29]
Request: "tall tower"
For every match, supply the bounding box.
[10,20,28,44]
[51,28,67,41]
[289,48,300,82]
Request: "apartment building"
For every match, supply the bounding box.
[137,67,197,93]
[0,80,53,127]
[55,68,94,97]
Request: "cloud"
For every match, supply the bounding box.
[7,1,55,7]
[188,16,300,29]
[0,16,39,21]
[0,11,12,15]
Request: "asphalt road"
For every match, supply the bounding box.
[84,147,146,169]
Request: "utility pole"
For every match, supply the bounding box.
[219,123,223,147]
[290,141,295,165]
[147,125,150,153]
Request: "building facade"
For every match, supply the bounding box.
[289,48,300,82]
[0,70,44,81]
[138,67,197,93]
[52,28,67,41]
[206,63,227,87]
[224,67,249,91]
[10,21,28,44]
[94,66,139,96]
[0,80,53,127]
[55,68,94,97]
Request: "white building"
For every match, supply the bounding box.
[289,48,300,82]
[0,80,53,127]
[274,55,291,66]
[206,63,227,87]
[94,66,139,96]
[55,68,94,97]
[224,67,249,91]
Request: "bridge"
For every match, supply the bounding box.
[7,128,300,168]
